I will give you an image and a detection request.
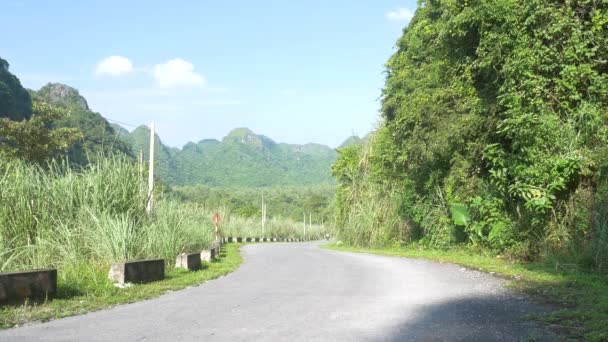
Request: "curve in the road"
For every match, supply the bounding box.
[0,242,556,341]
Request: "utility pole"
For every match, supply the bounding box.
[261,194,267,235]
[303,211,306,237]
[138,150,143,178]
[146,122,155,215]
[309,213,312,231]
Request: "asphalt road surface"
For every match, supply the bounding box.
[1,242,556,341]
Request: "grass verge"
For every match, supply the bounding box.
[323,243,608,341]
[0,243,243,330]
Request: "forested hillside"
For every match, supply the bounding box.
[174,184,334,222]
[333,0,608,271]
[1,55,341,221]
[117,125,339,187]
[31,83,133,165]
[0,57,31,121]
[1,57,345,188]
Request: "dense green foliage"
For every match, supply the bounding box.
[113,124,179,184]
[117,126,339,187]
[0,58,342,188]
[337,133,372,149]
[0,155,328,273]
[0,155,215,274]
[0,102,81,163]
[333,0,608,272]
[337,135,363,148]
[174,184,334,222]
[31,83,133,166]
[0,57,31,121]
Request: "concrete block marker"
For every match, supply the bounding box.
[0,269,57,304]
[108,259,164,284]
[175,253,202,271]
[212,241,221,252]
[200,249,213,262]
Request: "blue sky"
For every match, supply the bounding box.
[0,0,416,148]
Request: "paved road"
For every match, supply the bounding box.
[1,242,556,341]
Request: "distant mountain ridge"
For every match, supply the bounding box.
[29,83,132,165]
[0,56,359,187]
[115,124,341,187]
[31,81,357,187]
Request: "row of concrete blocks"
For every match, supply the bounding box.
[222,237,311,243]
[109,241,223,284]
[0,241,225,304]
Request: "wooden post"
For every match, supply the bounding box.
[303,211,306,237]
[138,150,143,178]
[261,195,266,235]
[146,122,155,215]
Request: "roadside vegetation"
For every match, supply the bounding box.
[330,1,608,340]
[219,213,326,239]
[0,155,215,274]
[0,98,323,325]
[174,184,334,223]
[0,243,243,329]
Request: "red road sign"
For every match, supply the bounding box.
[212,213,222,224]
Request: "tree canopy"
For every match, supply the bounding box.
[333,0,608,268]
[0,102,81,163]
[0,57,32,121]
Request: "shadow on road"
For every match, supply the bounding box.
[382,295,556,342]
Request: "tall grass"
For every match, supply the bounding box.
[0,155,213,273]
[0,155,327,277]
[217,208,327,239]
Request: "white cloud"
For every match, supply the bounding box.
[386,7,414,22]
[95,56,134,76]
[152,58,205,88]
